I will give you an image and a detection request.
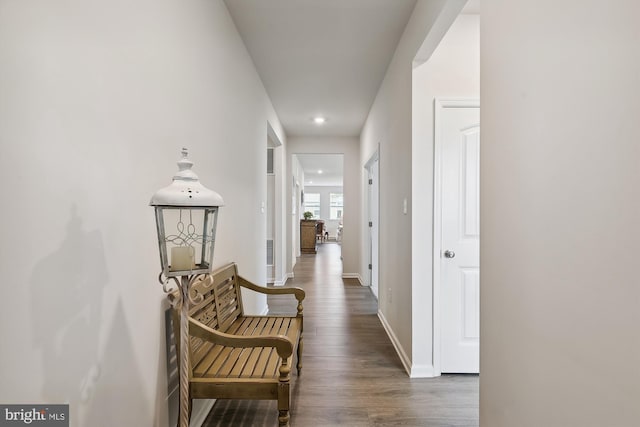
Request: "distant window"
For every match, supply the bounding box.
[304,193,320,219]
[330,193,343,220]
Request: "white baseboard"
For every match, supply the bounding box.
[377,311,436,378]
[190,399,215,427]
[342,273,364,286]
[377,310,412,377]
[410,364,436,378]
[273,274,289,287]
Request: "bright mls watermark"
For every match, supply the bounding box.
[0,405,68,426]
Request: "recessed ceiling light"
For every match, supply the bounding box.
[318,170,323,174]
[313,117,326,125]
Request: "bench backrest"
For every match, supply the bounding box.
[191,263,244,331]
[170,263,244,369]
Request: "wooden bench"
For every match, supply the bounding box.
[169,262,304,427]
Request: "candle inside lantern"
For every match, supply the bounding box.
[170,246,195,271]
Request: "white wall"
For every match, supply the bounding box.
[481,0,640,425]
[360,0,463,373]
[0,0,284,425]
[303,185,344,238]
[288,137,360,277]
[411,14,479,376]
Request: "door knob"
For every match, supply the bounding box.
[444,250,456,259]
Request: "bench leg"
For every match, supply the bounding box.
[278,360,291,427]
[278,383,290,427]
[278,409,290,427]
[296,333,303,374]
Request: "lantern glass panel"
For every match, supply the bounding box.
[156,206,218,277]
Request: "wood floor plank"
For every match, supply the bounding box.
[203,242,478,426]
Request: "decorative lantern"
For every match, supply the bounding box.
[150,148,223,427]
[150,148,224,280]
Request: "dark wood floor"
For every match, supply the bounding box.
[202,243,479,426]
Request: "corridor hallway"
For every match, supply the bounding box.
[203,243,479,426]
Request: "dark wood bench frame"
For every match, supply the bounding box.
[169,263,304,427]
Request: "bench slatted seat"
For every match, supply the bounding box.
[169,262,304,427]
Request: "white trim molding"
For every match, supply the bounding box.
[378,310,412,376]
[410,364,436,378]
[378,311,436,378]
[273,274,289,287]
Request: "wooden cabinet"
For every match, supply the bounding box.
[300,220,317,254]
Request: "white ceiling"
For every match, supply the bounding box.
[296,154,344,187]
[224,0,418,137]
[225,0,478,181]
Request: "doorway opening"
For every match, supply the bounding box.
[365,150,379,299]
[267,122,283,285]
[293,154,344,260]
[410,2,479,377]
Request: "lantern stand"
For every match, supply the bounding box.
[150,149,224,427]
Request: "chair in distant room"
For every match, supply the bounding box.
[315,220,325,243]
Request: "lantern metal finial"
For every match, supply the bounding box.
[174,148,197,181]
[150,148,224,208]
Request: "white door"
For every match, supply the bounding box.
[439,103,480,373]
[367,155,379,299]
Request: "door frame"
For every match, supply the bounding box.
[433,98,480,376]
[365,148,380,297]
[267,121,284,285]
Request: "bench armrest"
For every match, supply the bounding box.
[238,276,305,305]
[189,318,293,359]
